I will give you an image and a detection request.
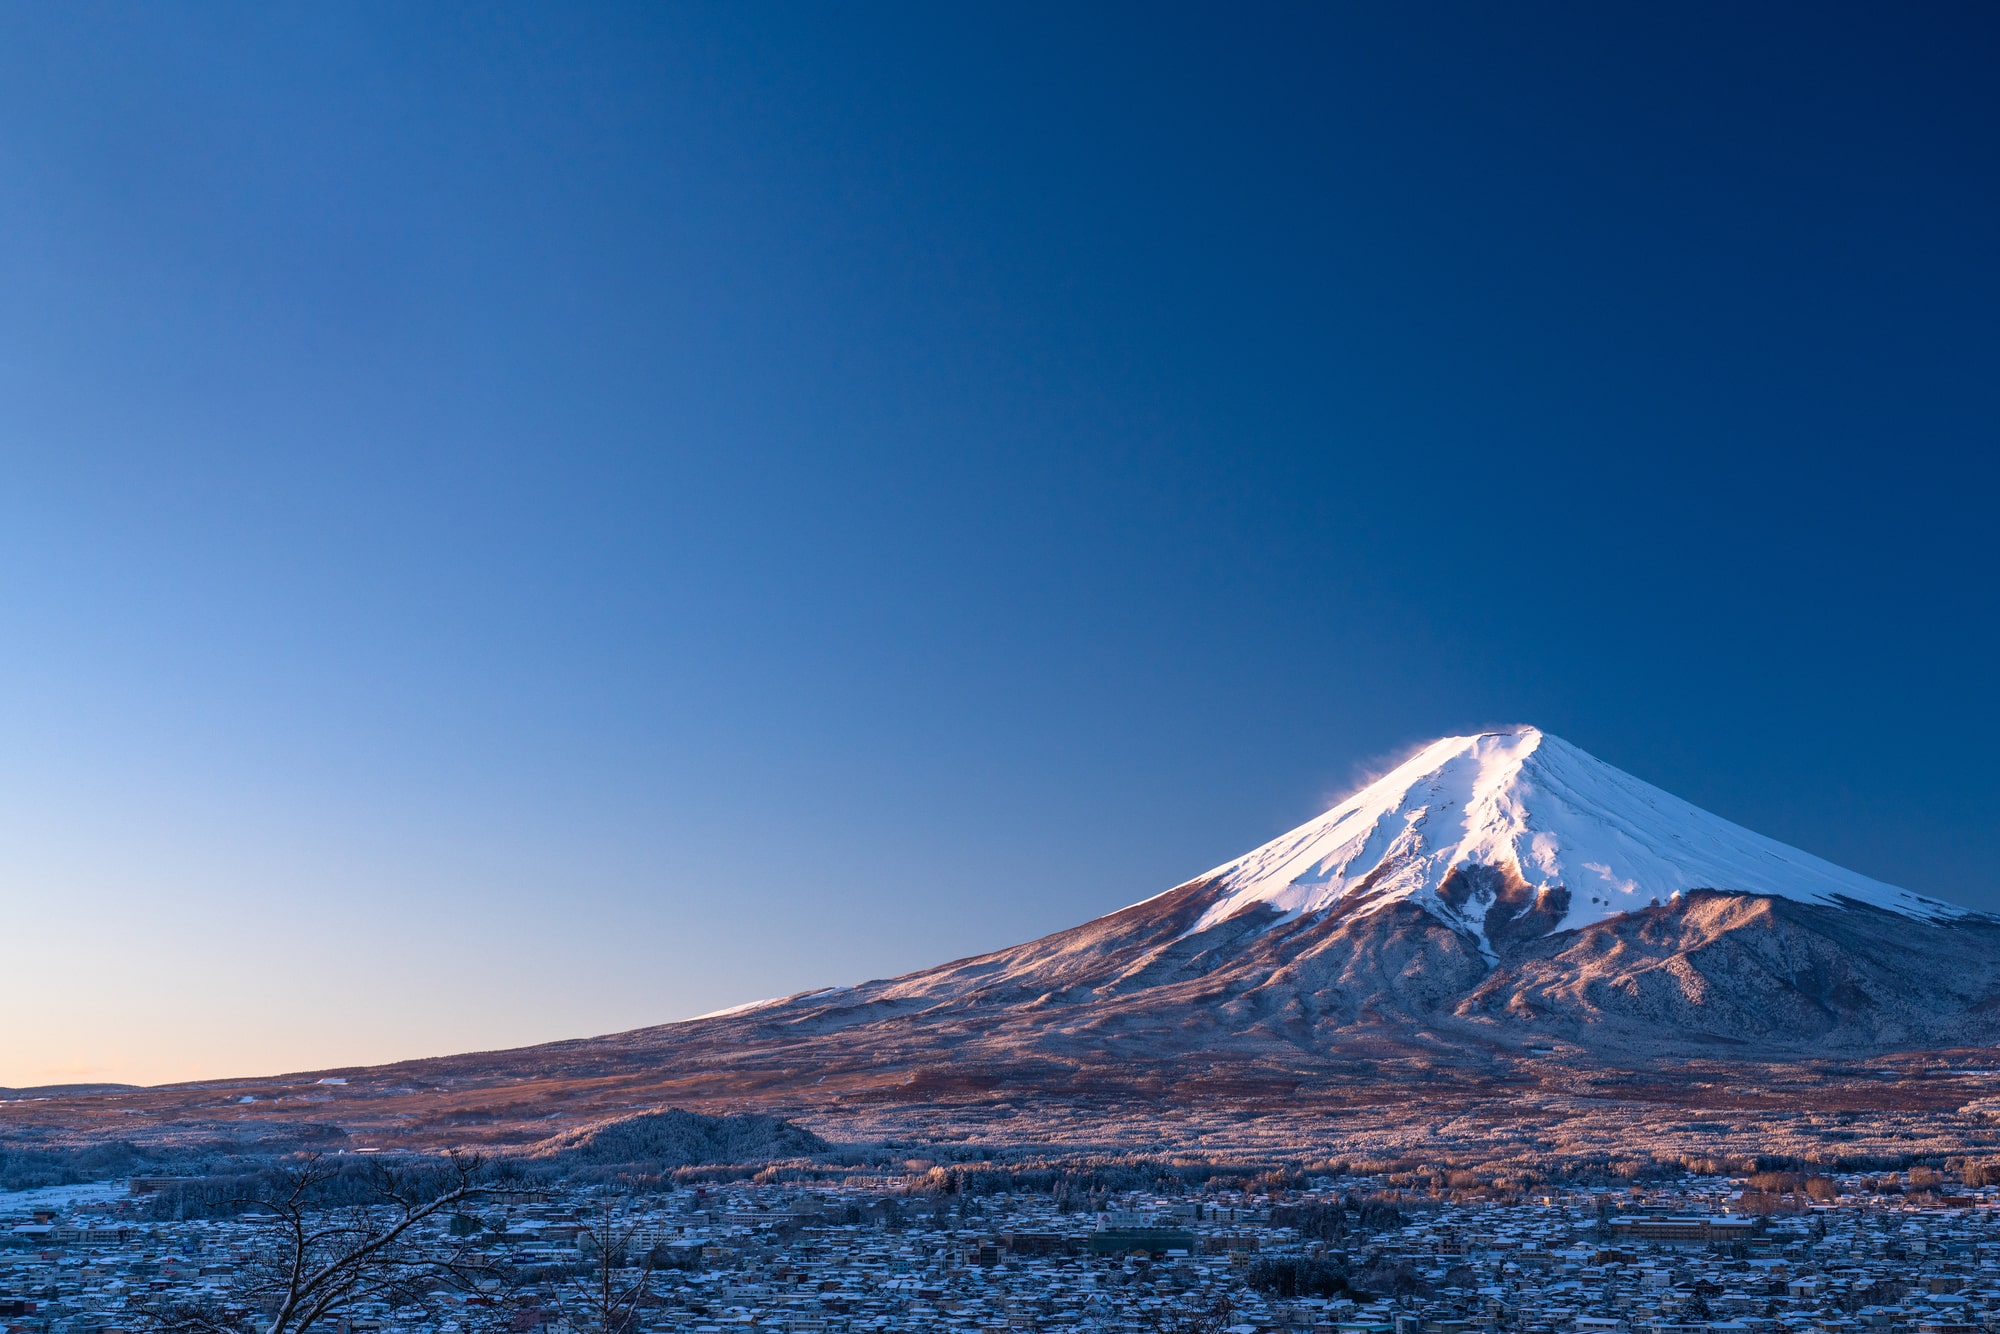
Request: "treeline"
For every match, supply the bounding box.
[36,1129,2000,1210]
[0,1142,143,1192]
[139,1156,522,1221]
[1242,1251,1431,1301]
[0,1141,228,1192]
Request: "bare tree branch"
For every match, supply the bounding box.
[140,1151,510,1334]
[566,1203,658,1334]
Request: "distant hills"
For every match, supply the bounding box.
[526,1108,827,1169]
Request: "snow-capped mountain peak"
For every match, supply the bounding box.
[1183,727,1962,948]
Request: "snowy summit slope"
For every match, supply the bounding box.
[1184,728,1963,950]
[623,727,1999,1063]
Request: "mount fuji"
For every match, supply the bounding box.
[14,728,2000,1164]
[669,726,1995,1061]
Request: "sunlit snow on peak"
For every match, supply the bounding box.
[1179,727,1961,946]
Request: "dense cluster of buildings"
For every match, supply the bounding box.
[4,1170,2000,1334]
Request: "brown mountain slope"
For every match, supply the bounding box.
[9,886,2000,1171]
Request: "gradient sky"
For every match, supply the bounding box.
[3,4,1996,1088]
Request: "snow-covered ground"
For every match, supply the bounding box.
[1182,727,1963,946]
[687,986,849,1023]
[0,1180,128,1210]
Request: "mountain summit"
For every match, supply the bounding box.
[665,727,1996,1060]
[1185,727,1962,952]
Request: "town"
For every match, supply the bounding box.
[4,1165,1999,1334]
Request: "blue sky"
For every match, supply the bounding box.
[2,4,1995,1085]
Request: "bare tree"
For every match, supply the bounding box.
[564,1205,659,1334]
[143,1152,497,1334]
[1143,1292,1238,1334]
